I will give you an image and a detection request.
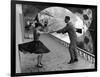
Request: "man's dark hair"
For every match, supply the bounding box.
[65,16,70,20]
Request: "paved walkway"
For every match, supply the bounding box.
[20,34,94,73]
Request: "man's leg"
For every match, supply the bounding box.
[69,46,75,60]
[73,47,78,60]
[68,45,78,64]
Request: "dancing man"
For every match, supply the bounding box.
[57,16,78,64]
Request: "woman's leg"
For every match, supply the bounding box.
[37,54,43,67]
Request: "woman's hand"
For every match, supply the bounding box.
[37,30,45,34]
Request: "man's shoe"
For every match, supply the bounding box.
[74,58,78,62]
[68,60,74,64]
[68,58,78,64]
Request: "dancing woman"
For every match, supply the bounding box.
[18,15,50,67]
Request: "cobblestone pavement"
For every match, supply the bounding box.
[20,34,94,73]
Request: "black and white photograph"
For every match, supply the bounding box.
[11,0,97,76]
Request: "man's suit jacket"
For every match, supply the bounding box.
[57,22,77,46]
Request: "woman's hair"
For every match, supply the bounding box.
[35,22,43,28]
[34,15,39,22]
[34,15,43,28]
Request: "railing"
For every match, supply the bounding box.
[48,34,95,64]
